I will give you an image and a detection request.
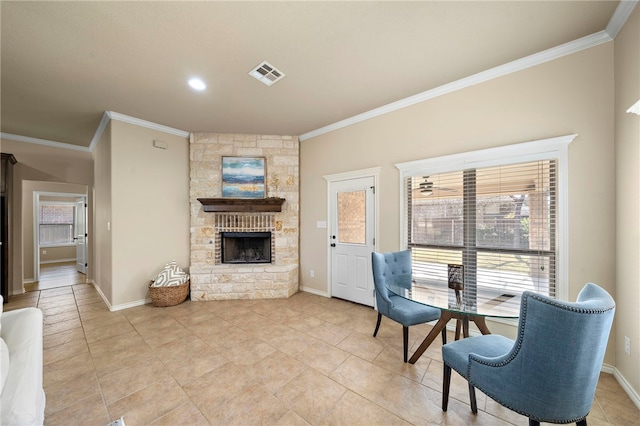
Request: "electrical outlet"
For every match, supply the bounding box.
[41,249,47,255]
[310,270,315,278]
[625,336,631,355]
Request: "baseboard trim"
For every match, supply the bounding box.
[90,280,110,309]
[610,364,640,410]
[90,280,150,312]
[299,286,330,298]
[109,298,149,312]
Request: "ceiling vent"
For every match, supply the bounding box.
[248,61,285,86]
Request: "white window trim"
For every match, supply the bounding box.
[395,134,576,301]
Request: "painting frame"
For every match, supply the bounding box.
[221,156,266,199]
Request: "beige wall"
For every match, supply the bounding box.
[109,120,190,307]
[93,123,113,302]
[614,6,640,398]
[1,138,93,295]
[301,43,617,363]
[39,246,76,263]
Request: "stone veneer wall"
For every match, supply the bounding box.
[189,133,299,300]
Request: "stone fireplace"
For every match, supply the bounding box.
[189,133,299,300]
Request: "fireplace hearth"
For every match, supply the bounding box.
[221,232,272,264]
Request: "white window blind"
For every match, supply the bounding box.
[397,135,577,301]
[39,203,75,245]
[407,160,556,299]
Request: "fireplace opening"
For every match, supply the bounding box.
[221,232,271,264]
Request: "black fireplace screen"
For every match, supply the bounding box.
[221,232,271,264]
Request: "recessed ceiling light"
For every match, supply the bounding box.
[188,78,206,91]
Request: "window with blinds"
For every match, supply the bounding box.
[406,160,557,299]
[40,203,75,246]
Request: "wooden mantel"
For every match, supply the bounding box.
[197,197,285,213]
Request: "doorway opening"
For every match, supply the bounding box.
[32,191,88,290]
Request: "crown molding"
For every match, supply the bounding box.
[0,111,189,152]
[606,0,639,38]
[105,111,190,138]
[299,30,612,142]
[87,111,190,152]
[0,132,92,152]
[4,111,191,154]
[89,111,190,152]
[88,112,112,152]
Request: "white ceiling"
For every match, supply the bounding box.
[0,1,626,149]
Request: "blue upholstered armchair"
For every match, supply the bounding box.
[441,282,615,426]
[371,250,442,362]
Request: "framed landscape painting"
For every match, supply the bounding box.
[222,156,266,198]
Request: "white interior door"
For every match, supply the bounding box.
[330,176,375,306]
[75,197,87,274]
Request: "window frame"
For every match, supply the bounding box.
[395,134,576,302]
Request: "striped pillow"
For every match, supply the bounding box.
[152,261,189,287]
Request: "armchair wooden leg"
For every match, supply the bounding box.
[576,420,587,426]
[403,326,409,363]
[441,327,447,345]
[373,313,382,337]
[469,383,477,414]
[442,364,451,411]
[528,420,540,426]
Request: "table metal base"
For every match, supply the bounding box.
[408,310,491,364]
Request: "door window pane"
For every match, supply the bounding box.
[337,190,366,244]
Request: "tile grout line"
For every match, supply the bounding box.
[15,284,636,425]
[71,285,113,424]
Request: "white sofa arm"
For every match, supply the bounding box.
[1,308,45,426]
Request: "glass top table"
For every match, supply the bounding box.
[387,282,521,364]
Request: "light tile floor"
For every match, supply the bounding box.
[25,261,87,292]
[4,284,639,425]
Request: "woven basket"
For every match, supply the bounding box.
[148,280,190,307]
